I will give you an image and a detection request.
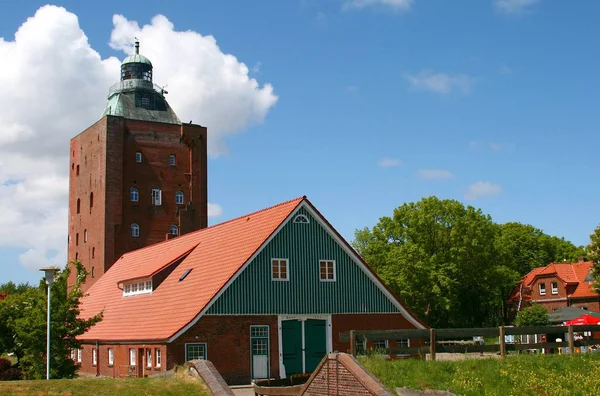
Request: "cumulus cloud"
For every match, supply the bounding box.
[417,169,453,180]
[377,157,402,168]
[0,6,276,272]
[208,203,223,218]
[404,70,475,95]
[343,0,413,11]
[495,0,540,15]
[465,181,502,200]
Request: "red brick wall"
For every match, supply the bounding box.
[77,343,166,378]
[333,313,423,353]
[170,315,279,385]
[68,115,208,292]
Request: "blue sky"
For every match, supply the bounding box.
[1,0,599,285]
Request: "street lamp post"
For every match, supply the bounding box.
[39,267,59,380]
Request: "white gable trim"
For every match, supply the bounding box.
[300,203,426,329]
[167,203,303,343]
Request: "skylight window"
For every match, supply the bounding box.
[179,269,193,282]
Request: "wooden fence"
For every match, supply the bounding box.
[339,325,600,360]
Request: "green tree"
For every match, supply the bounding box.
[0,261,102,379]
[587,225,600,293]
[514,304,549,327]
[353,196,514,328]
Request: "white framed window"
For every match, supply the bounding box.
[271,259,289,281]
[185,343,207,361]
[169,154,176,166]
[77,349,82,363]
[123,279,152,296]
[146,348,152,368]
[539,283,546,295]
[131,187,139,202]
[131,223,140,237]
[396,339,410,348]
[92,348,97,366]
[551,281,559,295]
[129,348,136,366]
[373,340,388,350]
[169,224,179,236]
[108,348,114,366]
[319,260,336,281]
[155,348,161,368]
[175,191,184,205]
[136,152,142,163]
[293,214,310,224]
[152,187,162,206]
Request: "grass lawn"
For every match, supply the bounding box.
[361,353,600,395]
[0,377,210,396]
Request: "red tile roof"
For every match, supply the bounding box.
[519,261,596,299]
[79,197,304,341]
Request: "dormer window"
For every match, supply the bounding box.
[123,279,153,296]
[551,281,558,295]
[539,283,546,295]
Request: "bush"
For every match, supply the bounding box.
[0,357,22,381]
[0,358,10,373]
[514,304,549,327]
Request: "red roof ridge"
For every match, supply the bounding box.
[117,196,306,260]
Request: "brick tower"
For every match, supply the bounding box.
[68,41,208,292]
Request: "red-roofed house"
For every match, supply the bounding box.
[511,260,600,314]
[76,196,426,384]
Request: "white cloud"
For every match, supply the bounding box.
[417,169,453,180]
[465,181,502,200]
[377,157,402,168]
[404,70,475,95]
[343,0,413,11]
[495,0,540,15]
[208,203,223,218]
[0,6,277,273]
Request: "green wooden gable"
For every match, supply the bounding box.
[206,206,400,315]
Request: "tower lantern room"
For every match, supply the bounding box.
[121,39,153,82]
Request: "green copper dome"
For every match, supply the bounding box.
[122,53,153,67]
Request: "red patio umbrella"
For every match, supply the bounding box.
[565,314,600,326]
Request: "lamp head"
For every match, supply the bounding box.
[39,267,60,286]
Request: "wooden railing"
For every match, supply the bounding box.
[339,325,600,360]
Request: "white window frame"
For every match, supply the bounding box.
[271,258,289,281]
[70,349,76,360]
[155,348,162,368]
[136,152,142,163]
[373,339,388,350]
[169,154,176,166]
[92,348,97,366]
[131,223,140,237]
[169,224,179,236]
[185,343,207,361]
[175,191,184,205]
[131,187,139,202]
[129,348,136,366]
[539,283,546,295]
[77,349,82,363]
[152,188,162,206]
[319,260,336,282]
[146,348,152,368]
[551,281,559,295]
[293,214,310,224]
[123,279,153,296]
[108,348,114,366]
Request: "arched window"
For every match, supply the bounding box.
[131,223,140,237]
[152,187,162,206]
[169,225,179,236]
[293,214,309,224]
[130,187,139,202]
[76,198,81,214]
[89,192,94,209]
[175,191,184,205]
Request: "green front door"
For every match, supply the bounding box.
[282,320,302,376]
[304,319,327,373]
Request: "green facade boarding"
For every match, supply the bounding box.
[206,207,400,315]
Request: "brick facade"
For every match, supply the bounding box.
[68,115,207,292]
[77,343,167,378]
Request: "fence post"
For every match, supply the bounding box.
[429,328,436,361]
[568,325,575,355]
[349,330,356,357]
[499,326,506,358]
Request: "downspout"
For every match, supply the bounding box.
[96,341,100,377]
